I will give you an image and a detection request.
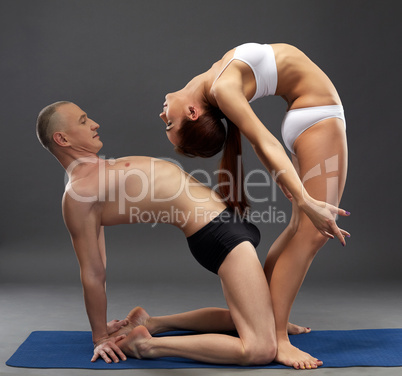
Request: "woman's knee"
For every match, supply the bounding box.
[286,214,299,237]
[297,224,329,254]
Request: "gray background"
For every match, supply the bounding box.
[1,2,402,376]
[1,0,401,286]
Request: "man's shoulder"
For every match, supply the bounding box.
[62,185,101,236]
[63,179,99,206]
[62,181,100,221]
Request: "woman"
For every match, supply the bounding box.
[159,43,349,369]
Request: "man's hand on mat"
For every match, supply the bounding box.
[107,319,129,335]
[92,335,127,363]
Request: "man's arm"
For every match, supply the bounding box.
[97,226,107,269]
[62,194,126,363]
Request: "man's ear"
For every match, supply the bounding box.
[53,132,69,147]
[188,106,200,121]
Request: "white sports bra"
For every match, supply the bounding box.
[212,43,278,102]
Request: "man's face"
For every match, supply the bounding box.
[56,103,103,153]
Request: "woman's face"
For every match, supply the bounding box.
[159,92,188,146]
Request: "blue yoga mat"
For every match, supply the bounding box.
[6,329,402,369]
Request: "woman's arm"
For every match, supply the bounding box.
[213,82,350,243]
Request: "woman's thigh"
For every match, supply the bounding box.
[293,117,348,206]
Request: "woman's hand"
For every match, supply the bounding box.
[299,196,350,245]
[91,335,127,363]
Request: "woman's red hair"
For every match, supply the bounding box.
[175,107,249,215]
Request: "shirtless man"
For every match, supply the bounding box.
[36,101,347,369]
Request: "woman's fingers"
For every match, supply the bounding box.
[332,223,346,246]
[323,231,335,239]
[340,229,351,238]
[338,209,351,217]
[302,198,351,245]
[326,205,351,244]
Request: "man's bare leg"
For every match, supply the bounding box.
[111,305,310,338]
[116,243,279,365]
[110,306,236,337]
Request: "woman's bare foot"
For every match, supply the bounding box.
[275,340,323,370]
[117,325,152,359]
[288,322,311,335]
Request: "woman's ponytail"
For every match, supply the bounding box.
[218,118,249,216]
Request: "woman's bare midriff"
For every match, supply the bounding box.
[271,43,342,110]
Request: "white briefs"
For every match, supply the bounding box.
[281,105,346,154]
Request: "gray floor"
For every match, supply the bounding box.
[1,280,401,376]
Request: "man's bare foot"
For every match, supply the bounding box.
[117,326,152,359]
[110,307,152,337]
[125,306,151,329]
[275,340,323,370]
[288,322,311,335]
